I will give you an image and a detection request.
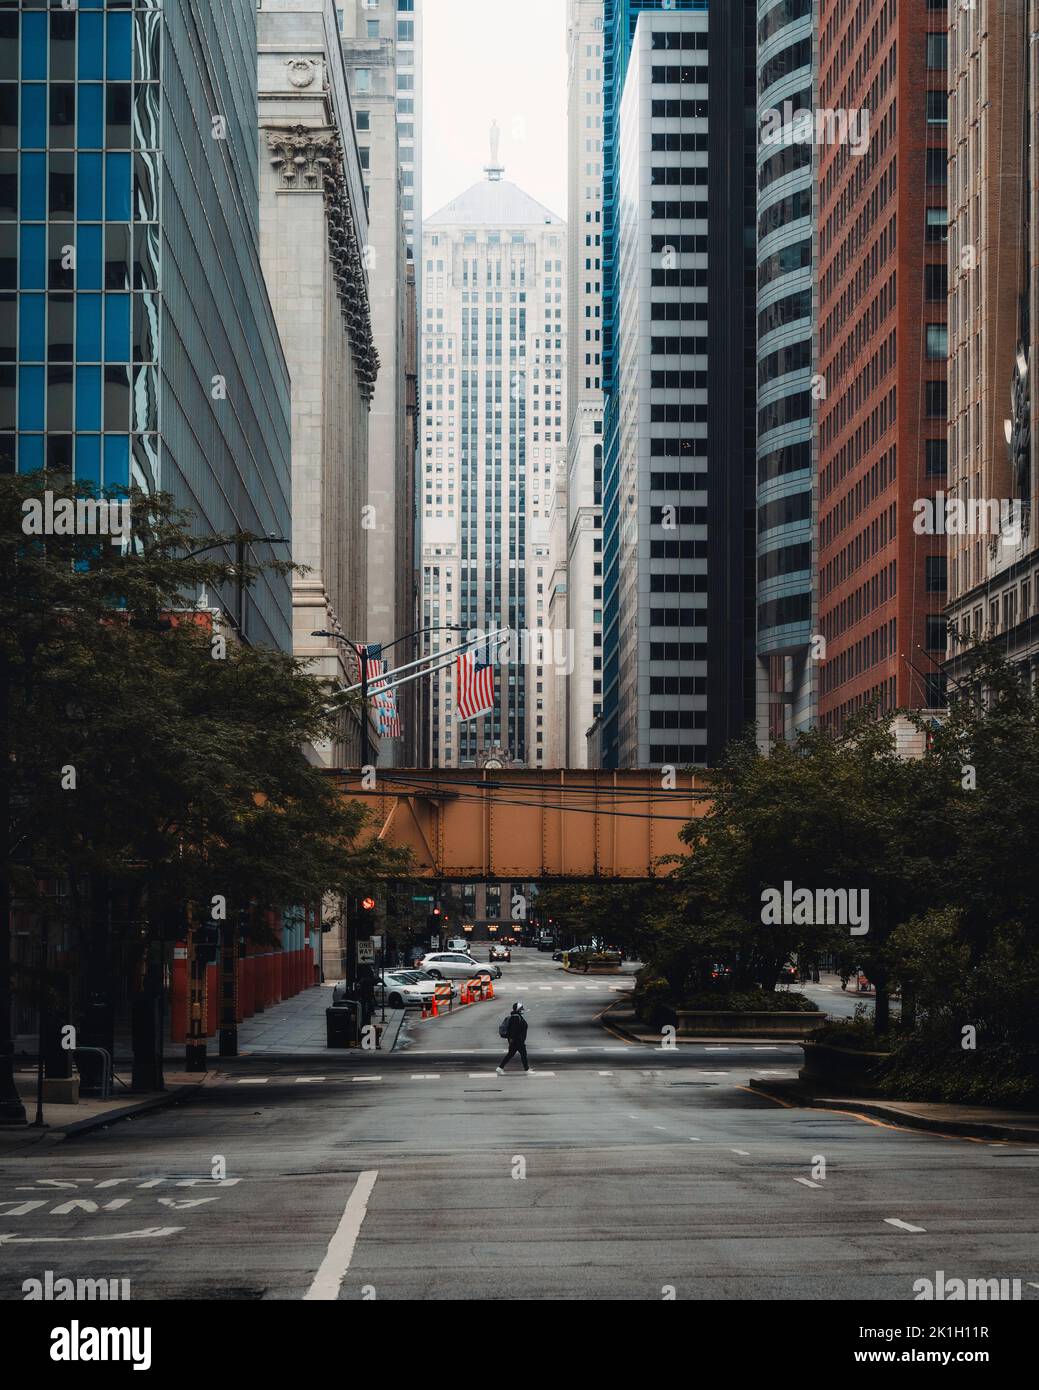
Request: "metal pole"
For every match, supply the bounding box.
[358,644,371,767]
[336,628,511,697]
[31,918,48,1127]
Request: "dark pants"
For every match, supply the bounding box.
[499,1040,529,1071]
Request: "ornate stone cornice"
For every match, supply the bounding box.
[264,124,380,403]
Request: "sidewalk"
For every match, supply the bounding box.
[0,1070,211,1154]
[233,981,406,1056]
[749,1078,1039,1144]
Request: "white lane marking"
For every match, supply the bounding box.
[538,986,552,991]
[1027,1283,1039,1291]
[0,1226,183,1246]
[654,1125,667,1131]
[598,1071,614,1076]
[514,986,529,991]
[236,1078,269,1085]
[731,1149,750,1157]
[794,1178,821,1189]
[295,1077,326,1084]
[688,1138,702,1142]
[352,1077,381,1083]
[884,1218,926,1233]
[527,1071,555,1076]
[705,1046,730,1051]
[552,1048,580,1053]
[410,1074,440,1080]
[303,1170,378,1301]
[562,986,576,991]
[468,1072,498,1078]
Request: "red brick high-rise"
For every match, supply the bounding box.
[817,0,949,730]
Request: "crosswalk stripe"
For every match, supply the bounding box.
[294,1077,326,1084]
[352,1076,381,1083]
[794,1178,821,1189]
[237,1078,269,1085]
[410,1074,440,1080]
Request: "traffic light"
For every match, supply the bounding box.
[195,923,220,966]
[360,896,376,914]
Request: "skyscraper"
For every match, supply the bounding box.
[755,0,817,745]
[816,0,948,730]
[2,0,293,651]
[340,0,418,765]
[944,1,1038,691]
[565,0,606,767]
[600,0,757,768]
[419,150,567,769]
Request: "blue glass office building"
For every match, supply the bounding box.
[754,0,816,739]
[600,0,757,766]
[0,0,292,651]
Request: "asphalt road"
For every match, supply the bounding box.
[0,949,1036,1301]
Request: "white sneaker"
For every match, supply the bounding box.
[495,1067,504,1075]
[524,1068,534,1075]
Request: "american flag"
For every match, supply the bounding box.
[361,646,403,740]
[456,646,495,721]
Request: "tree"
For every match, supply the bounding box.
[1,474,407,1115]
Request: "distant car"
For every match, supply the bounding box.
[777,964,798,985]
[333,972,447,1009]
[489,944,511,962]
[535,939,555,952]
[416,951,500,981]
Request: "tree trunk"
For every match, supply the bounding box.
[0,666,26,1120]
[874,973,890,1037]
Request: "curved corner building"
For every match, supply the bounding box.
[754,0,817,743]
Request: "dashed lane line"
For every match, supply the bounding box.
[884,1218,926,1233]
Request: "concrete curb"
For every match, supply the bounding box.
[597,1000,807,1047]
[0,1075,212,1148]
[747,1078,1039,1143]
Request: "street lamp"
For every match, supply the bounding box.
[183,531,290,637]
[312,625,466,766]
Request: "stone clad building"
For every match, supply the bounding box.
[258,0,379,765]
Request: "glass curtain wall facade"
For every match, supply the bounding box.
[1,0,292,651]
[754,0,817,743]
[601,0,756,767]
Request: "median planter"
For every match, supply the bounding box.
[675,1009,828,1039]
[799,1040,892,1092]
[563,963,622,975]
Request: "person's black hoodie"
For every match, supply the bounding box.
[506,1008,528,1044]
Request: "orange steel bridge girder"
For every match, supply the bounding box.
[334,768,710,881]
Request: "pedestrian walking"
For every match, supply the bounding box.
[496,1002,531,1074]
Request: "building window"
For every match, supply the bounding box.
[926,91,948,124]
[367,19,381,38]
[356,110,371,132]
[925,148,947,183]
[925,438,948,476]
[926,33,948,68]
[355,69,372,93]
[925,207,948,242]
[925,325,947,359]
[926,556,948,593]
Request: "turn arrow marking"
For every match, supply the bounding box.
[0,1226,184,1245]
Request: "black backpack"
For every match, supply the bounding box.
[498,1014,511,1039]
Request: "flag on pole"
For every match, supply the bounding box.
[364,650,403,740]
[456,645,495,721]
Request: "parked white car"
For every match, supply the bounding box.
[416,951,500,981]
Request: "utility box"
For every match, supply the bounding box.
[326,1003,360,1049]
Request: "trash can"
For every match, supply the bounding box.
[326,1003,360,1049]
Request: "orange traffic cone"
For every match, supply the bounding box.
[420,999,428,1019]
[431,993,439,1018]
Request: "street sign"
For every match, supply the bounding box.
[370,935,382,950]
[357,941,375,964]
[413,894,434,903]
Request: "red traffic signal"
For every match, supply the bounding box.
[360,896,376,912]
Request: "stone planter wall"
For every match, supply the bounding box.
[675,1009,827,1039]
[799,1040,892,1092]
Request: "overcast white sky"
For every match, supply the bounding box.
[423,0,568,221]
